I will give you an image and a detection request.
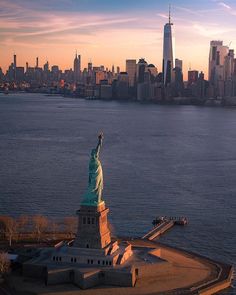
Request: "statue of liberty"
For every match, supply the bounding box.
[82,133,104,206]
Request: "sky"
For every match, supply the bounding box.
[0,0,236,79]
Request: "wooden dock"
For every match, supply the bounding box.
[142,216,188,241]
[142,220,175,240]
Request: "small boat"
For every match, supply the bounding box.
[175,217,188,225]
[152,216,188,226]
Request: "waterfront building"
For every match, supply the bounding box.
[136,58,149,101]
[51,65,60,82]
[73,52,81,83]
[43,61,49,72]
[100,84,112,99]
[232,59,236,96]
[147,64,158,80]
[209,41,229,84]
[6,63,15,81]
[25,67,35,82]
[224,50,234,81]
[209,41,229,97]
[87,61,93,82]
[126,59,136,87]
[0,68,4,81]
[175,58,183,71]
[63,69,74,83]
[197,72,208,99]
[173,66,184,97]
[88,61,92,72]
[223,50,235,96]
[224,79,233,97]
[42,61,50,82]
[106,71,113,85]
[13,54,17,80]
[36,57,39,68]
[35,67,43,84]
[137,82,149,101]
[95,71,106,85]
[137,58,147,83]
[208,40,236,97]
[16,67,25,82]
[93,66,100,72]
[117,72,129,99]
[162,7,175,86]
[188,70,199,85]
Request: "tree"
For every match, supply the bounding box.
[64,217,77,238]
[0,252,10,277]
[32,215,48,242]
[50,220,59,240]
[17,215,29,240]
[0,216,17,246]
[0,218,5,240]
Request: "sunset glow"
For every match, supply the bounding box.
[1,0,236,79]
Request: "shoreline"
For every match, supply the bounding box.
[1,90,236,108]
[134,239,234,295]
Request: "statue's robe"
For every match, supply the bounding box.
[82,146,103,206]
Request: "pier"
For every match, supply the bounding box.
[142,216,188,240]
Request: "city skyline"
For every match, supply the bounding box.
[1,0,236,79]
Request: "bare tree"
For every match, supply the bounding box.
[18,215,29,232]
[0,216,17,246]
[0,252,10,278]
[64,217,77,238]
[50,220,59,240]
[32,215,48,242]
[0,217,5,240]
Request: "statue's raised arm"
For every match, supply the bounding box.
[95,132,103,158]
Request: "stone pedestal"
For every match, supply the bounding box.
[74,202,111,249]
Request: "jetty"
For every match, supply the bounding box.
[142,216,188,240]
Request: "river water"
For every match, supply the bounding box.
[0,93,235,292]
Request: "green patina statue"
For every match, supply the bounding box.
[82,133,104,206]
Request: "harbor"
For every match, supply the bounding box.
[0,94,235,294]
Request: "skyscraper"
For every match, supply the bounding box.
[162,6,174,86]
[126,59,136,87]
[13,54,17,80]
[43,61,49,72]
[137,58,147,83]
[36,57,39,68]
[74,51,81,83]
[175,58,183,71]
[209,41,229,85]
[188,70,199,85]
[117,72,129,99]
[224,49,234,81]
[88,61,92,73]
[209,41,229,97]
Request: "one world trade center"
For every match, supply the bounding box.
[162,7,174,86]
